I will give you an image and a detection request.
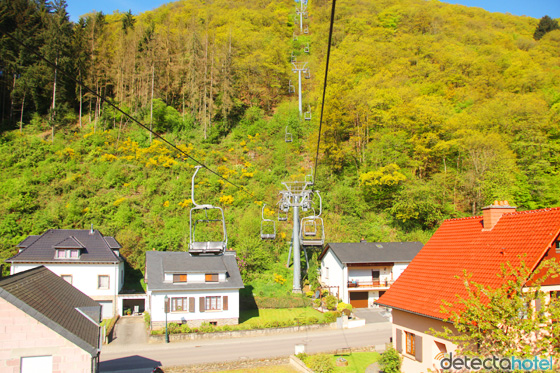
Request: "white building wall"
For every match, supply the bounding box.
[11,262,122,298]
[392,262,409,280]
[320,250,345,300]
[149,289,239,323]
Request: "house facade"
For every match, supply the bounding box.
[7,229,124,318]
[318,241,423,308]
[0,266,101,373]
[377,202,560,373]
[145,250,243,329]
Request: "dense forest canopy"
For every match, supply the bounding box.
[0,0,559,288]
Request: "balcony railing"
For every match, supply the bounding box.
[347,279,394,288]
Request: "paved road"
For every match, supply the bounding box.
[353,308,392,324]
[100,322,391,372]
[110,316,148,346]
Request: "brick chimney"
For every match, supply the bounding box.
[482,200,516,230]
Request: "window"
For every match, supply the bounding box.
[173,274,187,283]
[205,296,222,310]
[55,249,80,259]
[21,356,53,373]
[556,241,560,254]
[171,297,189,312]
[205,273,219,282]
[324,267,329,280]
[61,275,72,284]
[98,275,109,289]
[405,331,415,355]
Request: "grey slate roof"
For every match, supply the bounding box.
[319,241,423,264]
[0,266,101,356]
[8,229,122,263]
[146,251,244,291]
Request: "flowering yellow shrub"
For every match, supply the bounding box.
[113,197,127,206]
[178,199,192,208]
[241,171,254,178]
[274,273,287,285]
[100,154,118,162]
[57,147,75,159]
[219,195,234,205]
[163,201,170,207]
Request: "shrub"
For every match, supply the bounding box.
[167,322,180,334]
[180,323,191,333]
[313,298,321,308]
[305,290,314,298]
[380,345,402,373]
[337,302,352,313]
[307,354,334,373]
[325,295,338,311]
[143,312,151,329]
[323,311,337,323]
[307,316,319,325]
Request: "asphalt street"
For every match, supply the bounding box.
[100,321,391,372]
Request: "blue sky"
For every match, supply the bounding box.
[66,0,560,23]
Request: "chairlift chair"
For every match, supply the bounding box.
[293,32,298,41]
[303,25,309,34]
[288,80,295,94]
[304,111,311,121]
[299,191,325,247]
[189,166,227,254]
[304,69,311,79]
[260,204,276,240]
[304,43,310,53]
[285,126,293,143]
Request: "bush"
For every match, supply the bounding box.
[313,298,321,308]
[307,316,319,325]
[323,311,338,323]
[307,354,335,373]
[143,312,151,329]
[305,290,314,298]
[180,323,191,333]
[254,296,312,308]
[337,302,352,312]
[325,295,338,311]
[380,345,402,373]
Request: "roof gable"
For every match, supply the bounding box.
[0,266,101,355]
[8,229,121,263]
[377,208,560,320]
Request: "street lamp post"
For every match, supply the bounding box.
[164,295,169,343]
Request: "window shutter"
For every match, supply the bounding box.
[199,297,205,312]
[415,335,423,362]
[536,298,542,312]
[395,328,402,353]
[189,297,195,313]
[180,274,187,282]
[205,274,212,282]
[173,274,180,283]
[212,274,219,282]
[223,296,228,311]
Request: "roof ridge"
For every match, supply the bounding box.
[444,215,481,222]
[508,207,560,216]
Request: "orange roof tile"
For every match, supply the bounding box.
[376,207,560,320]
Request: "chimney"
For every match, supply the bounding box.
[90,223,94,235]
[482,200,516,230]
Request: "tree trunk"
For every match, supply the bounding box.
[19,92,25,133]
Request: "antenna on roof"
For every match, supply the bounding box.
[90,224,94,235]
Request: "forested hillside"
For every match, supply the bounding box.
[1,0,559,290]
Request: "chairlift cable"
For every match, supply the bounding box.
[0,29,263,203]
[313,0,337,184]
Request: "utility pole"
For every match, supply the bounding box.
[292,62,308,116]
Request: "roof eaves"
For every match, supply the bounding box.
[375,301,451,323]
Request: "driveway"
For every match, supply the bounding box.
[108,316,148,347]
[353,308,391,324]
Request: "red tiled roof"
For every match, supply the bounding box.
[376,207,560,320]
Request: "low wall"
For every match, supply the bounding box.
[289,355,314,373]
[149,322,335,343]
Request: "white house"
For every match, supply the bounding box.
[318,241,423,308]
[145,250,244,329]
[7,229,124,319]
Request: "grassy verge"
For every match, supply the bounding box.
[239,307,325,325]
[297,352,381,373]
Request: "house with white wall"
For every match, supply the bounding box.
[0,266,101,373]
[145,250,243,329]
[318,241,423,308]
[7,228,124,319]
[377,202,560,373]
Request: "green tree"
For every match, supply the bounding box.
[534,15,560,40]
[431,259,560,358]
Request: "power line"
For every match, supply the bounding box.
[0,28,259,202]
[313,0,337,183]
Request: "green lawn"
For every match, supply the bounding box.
[239,308,326,326]
[330,352,381,372]
[210,365,298,373]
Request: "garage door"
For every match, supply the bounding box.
[98,301,114,319]
[350,291,368,308]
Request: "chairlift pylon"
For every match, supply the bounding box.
[189,166,227,255]
[260,204,276,240]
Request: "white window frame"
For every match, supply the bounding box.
[98,275,110,290]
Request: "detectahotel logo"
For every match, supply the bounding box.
[437,352,554,371]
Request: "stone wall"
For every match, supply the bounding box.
[151,317,238,330]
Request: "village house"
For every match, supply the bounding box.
[318,241,423,308]
[377,202,560,373]
[0,266,102,373]
[7,228,124,318]
[145,250,243,329]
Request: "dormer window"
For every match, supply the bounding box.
[55,249,80,259]
[173,274,187,283]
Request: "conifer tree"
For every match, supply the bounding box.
[533,15,560,40]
